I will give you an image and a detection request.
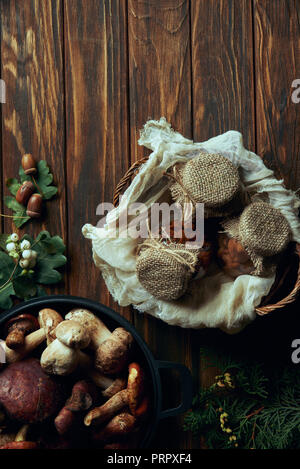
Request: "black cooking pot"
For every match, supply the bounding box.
[0,295,193,448]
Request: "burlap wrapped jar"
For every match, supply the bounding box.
[136,238,200,301]
[169,152,243,218]
[222,201,291,276]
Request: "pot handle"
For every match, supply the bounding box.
[155,360,193,419]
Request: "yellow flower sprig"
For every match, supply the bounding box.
[218,407,238,448]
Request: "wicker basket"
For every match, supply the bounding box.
[113,157,300,317]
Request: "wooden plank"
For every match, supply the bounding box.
[191,0,256,150]
[190,0,256,448]
[64,0,131,318]
[128,0,192,449]
[1,0,66,293]
[254,0,300,188]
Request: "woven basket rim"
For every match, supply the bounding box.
[113,157,300,317]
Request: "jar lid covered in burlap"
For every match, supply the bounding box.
[239,202,291,256]
[136,239,199,301]
[169,152,241,217]
[222,202,291,276]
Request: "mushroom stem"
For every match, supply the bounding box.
[84,389,128,427]
[88,370,126,398]
[5,328,46,363]
[92,413,136,442]
[15,424,29,442]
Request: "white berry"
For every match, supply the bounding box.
[22,249,32,260]
[20,240,31,250]
[19,259,29,269]
[10,233,19,242]
[6,242,16,252]
[31,250,38,259]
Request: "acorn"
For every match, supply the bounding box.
[22,154,37,175]
[26,193,43,218]
[16,181,35,205]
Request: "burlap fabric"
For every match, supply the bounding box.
[169,152,242,217]
[222,202,291,276]
[136,239,199,301]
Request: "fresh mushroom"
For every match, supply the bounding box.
[38,308,64,345]
[54,380,98,435]
[40,318,93,376]
[0,358,65,424]
[5,314,39,350]
[88,370,127,398]
[40,338,91,376]
[5,308,63,363]
[65,308,133,374]
[55,320,91,349]
[84,362,147,427]
[92,413,136,442]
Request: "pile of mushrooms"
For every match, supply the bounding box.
[0,307,149,449]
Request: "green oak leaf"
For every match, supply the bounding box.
[0,232,66,310]
[13,276,37,300]
[19,160,58,200]
[0,251,16,309]
[4,195,30,228]
[6,178,21,197]
[0,234,9,251]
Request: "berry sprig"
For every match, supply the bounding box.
[0,230,66,310]
[6,233,38,275]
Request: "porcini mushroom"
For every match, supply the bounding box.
[38,308,64,345]
[5,308,63,363]
[88,370,127,398]
[92,413,136,442]
[84,362,148,427]
[40,338,91,376]
[55,320,91,349]
[0,358,65,424]
[5,314,39,350]
[40,319,92,376]
[65,308,133,374]
[54,380,98,435]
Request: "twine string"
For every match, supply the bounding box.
[164,165,198,207]
[137,221,198,273]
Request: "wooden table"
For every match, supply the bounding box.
[0,0,299,449]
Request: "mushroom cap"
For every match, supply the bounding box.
[40,339,79,376]
[95,327,133,375]
[5,314,40,350]
[5,314,39,333]
[55,320,90,349]
[0,358,65,423]
[38,308,63,345]
[65,308,111,348]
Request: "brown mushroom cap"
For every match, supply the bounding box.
[0,358,65,423]
[5,314,39,350]
[95,327,133,375]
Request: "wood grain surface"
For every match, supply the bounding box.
[128,0,192,449]
[1,0,66,294]
[254,0,300,187]
[0,0,299,449]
